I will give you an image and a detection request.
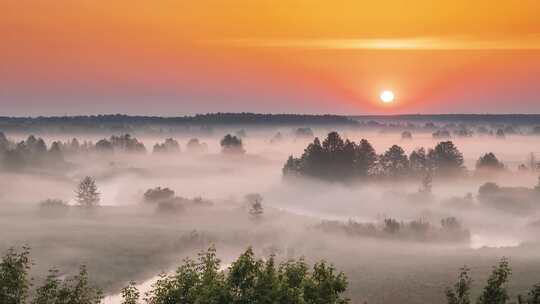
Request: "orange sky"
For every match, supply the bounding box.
[2,1,540,115]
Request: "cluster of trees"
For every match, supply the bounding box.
[0,133,65,171]
[294,127,315,139]
[433,130,451,139]
[317,217,470,243]
[220,134,245,154]
[186,138,208,153]
[283,132,467,181]
[143,186,212,213]
[153,137,208,154]
[476,153,505,171]
[152,138,180,154]
[446,258,540,304]
[1,132,213,161]
[1,246,349,304]
[95,134,146,153]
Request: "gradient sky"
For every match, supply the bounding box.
[2,1,540,115]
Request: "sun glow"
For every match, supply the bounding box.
[380,90,395,103]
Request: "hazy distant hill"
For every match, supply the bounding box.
[350,114,540,125]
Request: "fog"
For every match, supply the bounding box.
[2,120,540,304]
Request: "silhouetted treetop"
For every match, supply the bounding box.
[153,138,180,154]
[186,137,208,153]
[220,134,245,154]
[476,153,505,171]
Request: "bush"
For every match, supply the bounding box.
[143,187,175,204]
[39,199,69,209]
[220,134,245,154]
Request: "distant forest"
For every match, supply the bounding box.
[352,114,540,125]
[2,113,540,134]
[0,113,357,133]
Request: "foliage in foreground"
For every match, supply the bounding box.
[446,258,540,304]
[0,247,349,304]
[145,247,349,304]
[7,245,540,304]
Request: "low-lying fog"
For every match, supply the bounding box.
[1,126,540,304]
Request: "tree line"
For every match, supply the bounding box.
[283,131,508,181]
[0,132,243,171]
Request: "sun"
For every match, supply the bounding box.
[380,90,395,103]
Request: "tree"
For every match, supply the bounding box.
[446,266,472,304]
[95,139,113,153]
[518,283,540,304]
[32,269,62,304]
[186,138,208,153]
[294,127,314,139]
[410,148,429,176]
[304,261,349,304]
[322,132,345,154]
[477,258,512,304]
[120,281,140,304]
[69,138,81,152]
[220,134,245,154]
[145,247,229,304]
[356,139,378,177]
[32,266,102,304]
[401,131,413,139]
[246,194,264,220]
[48,141,64,162]
[384,218,401,234]
[321,132,347,179]
[379,145,410,177]
[76,176,100,207]
[433,130,451,139]
[0,247,31,304]
[283,156,302,177]
[476,153,504,171]
[428,141,464,175]
[227,248,262,303]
